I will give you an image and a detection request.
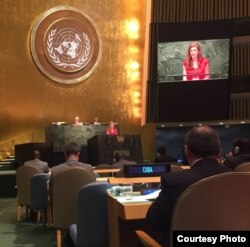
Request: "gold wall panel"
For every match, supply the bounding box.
[0,0,156,161]
[152,0,250,22]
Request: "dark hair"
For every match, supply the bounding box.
[64,143,81,156]
[157,146,167,156]
[233,138,250,154]
[114,151,125,162]
[185,125,220,157]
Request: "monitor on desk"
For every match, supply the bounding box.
[123,163,171,177]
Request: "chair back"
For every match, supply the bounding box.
[30,173,50,210]
[234,162,250,172]
[171,172,250,245]
[16,165,40,206]
[77,182,111,247]
[52,167,96,229]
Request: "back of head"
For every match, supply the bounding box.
[114,151,125,162]
[157,146,167,156]
[185,125,220,158]
[232,138,250,155]
[64,143,81,157]
[33,150,41,159]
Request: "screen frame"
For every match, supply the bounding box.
[157,38,231,83]
[147,20,233,123]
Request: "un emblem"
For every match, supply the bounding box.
[30,6,102,84]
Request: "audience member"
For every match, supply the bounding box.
[24,150,49,221]
[50,143,93,181]
[223,138,250,169]
[106,121,118,135]
[112,151,136,175]
[146,125,231,247]
[74,116,83,125]
[93,117,100,125]
[24,150,49,173]
[154,146,177,163]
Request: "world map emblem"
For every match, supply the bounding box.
[30,6,102,84]
[45,26,92,73]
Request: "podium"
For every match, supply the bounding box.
[45,124,114,152]
[87,135,143,165]
[45,124,119,165]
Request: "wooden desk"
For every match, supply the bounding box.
[96,177,108,182]
[107,195,152,247]
[108,177,161,184]
[93,168,120,174]
[180,165,190,170]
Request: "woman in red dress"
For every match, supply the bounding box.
[182,41,210,81]
[106,121,118,135]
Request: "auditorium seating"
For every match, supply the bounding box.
[136,172,250,247]
[69,182,111,247]
[234,162,250,172]
[16,165,40,222]
[50,167,96,247]
[30,173,50,231]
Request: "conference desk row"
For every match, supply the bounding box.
[103,166,190,247]
[107,193,152,247]
[105,176,161,247]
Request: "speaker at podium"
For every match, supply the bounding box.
[87,134,143,165]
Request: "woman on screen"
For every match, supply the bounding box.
[182,41,210,81]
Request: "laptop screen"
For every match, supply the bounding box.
[123,163,171,177]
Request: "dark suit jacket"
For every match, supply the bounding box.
[154,154,177,163]
[112,159,136,169]
[223,154,250,169]
[146,158,231,246]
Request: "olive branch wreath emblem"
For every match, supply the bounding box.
[46,29,91,69]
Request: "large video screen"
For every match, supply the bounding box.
[148,21,232,123]
[157,39,230,82]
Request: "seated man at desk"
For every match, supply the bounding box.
[93,117,101,125]
[223,138,250,169]
[154,146,177,163]
[74,116,83,126]
[112,151,136,177]
[146,125,231,247]
[24,150,49,173]
[50,142,93,181]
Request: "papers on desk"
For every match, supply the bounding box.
[117,197,149,204]
[117,190,161,204]
[137,189,161,200]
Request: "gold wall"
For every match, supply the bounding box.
[0,0,156,161]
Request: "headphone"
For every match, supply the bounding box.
[233,146,240,155]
